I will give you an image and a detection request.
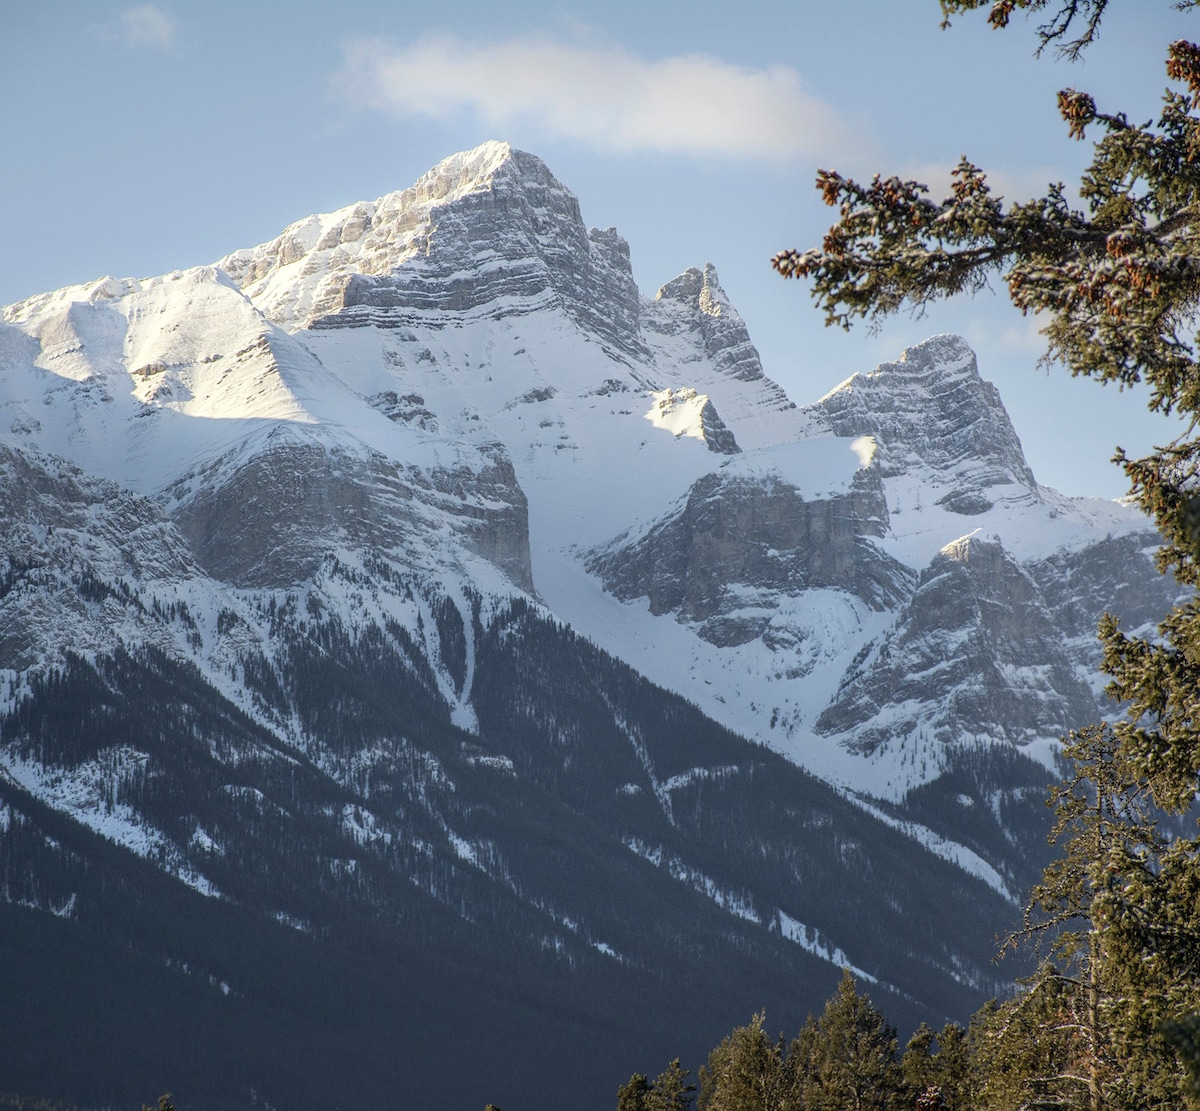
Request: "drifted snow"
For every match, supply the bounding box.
[0,748,222,898]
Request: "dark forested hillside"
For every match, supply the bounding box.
[1,598,1021,1111]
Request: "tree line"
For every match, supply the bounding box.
[617,726,1200,1110]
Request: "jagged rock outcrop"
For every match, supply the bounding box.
[697,396,740,455]
[219,141,647,361]
[587,451,912,647]
[816,534,1099,751]
[1030,531,1177,643]
[0,442,208,671]
[1027,530,1180,695]
[646,265,770,385]
[642,263,797,436]
[164,431,532,592]
[644,387,742,455]
[804,334,1037,510]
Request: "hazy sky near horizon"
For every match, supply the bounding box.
[2,1,1196,497]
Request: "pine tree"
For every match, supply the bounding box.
[901,1022,971,1110]
[971,986,1087,1111]
[773,3,1200,1103]
[618,1075,654,1111]
[651,1059,697,1111]
[619,1059,697,1111]
[697,1012,789,1111]
[967,725,1195,1109]
[938,1,1130,61]
[789,970,904,1111]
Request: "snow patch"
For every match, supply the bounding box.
[624,837,760,923]
[851,796,1018,904]
[774,909,876,982]
[1,747,222,899]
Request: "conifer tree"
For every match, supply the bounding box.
[697,1012,788,1111]
[789,970,903,1111]
[901,1022,970,1110]
[619,1062,696,1111]
[938,1,1134,60]
[968,725,1195,1109]
[971,986,1089,1111]
[618,1075,654,1111]
[651,1058,697,1111]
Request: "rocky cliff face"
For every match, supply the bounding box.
[587,451,912,649]
[816,534,1100,752]
[163,430,532,592]
[0,443,207,672]
[646,265,772,386]
[643,263,799,447]
[220,141,646,361]
[1029,531,1179,679]
[805,334,1037,511]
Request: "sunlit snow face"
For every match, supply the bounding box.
[850,435,876,469]
[643,386,710,443]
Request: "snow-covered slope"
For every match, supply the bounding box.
[0,144,1179,1060]
[2,139,1173,824]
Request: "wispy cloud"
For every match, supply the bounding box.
[121,5,174,51]
[333,33,860,162]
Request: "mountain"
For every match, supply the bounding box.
[0,141,1175,1111]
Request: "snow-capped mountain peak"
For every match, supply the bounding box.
[215,141,645,359]
[806,333,1037,498]
[0,146,1180,1068]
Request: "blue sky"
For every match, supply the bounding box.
[2,1,1194,497]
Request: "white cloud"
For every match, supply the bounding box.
[333,33,860,162]
[121,5,174,51]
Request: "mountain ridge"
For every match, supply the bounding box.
[0,137,1171,834]
[0,140,1179,1111]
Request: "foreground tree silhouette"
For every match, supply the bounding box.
[970,724,1198,1109]
[938,1,1172,60]
[774,2,1200,1105]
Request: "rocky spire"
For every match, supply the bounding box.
[646,263,775,385]
[804,335,1038,503]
